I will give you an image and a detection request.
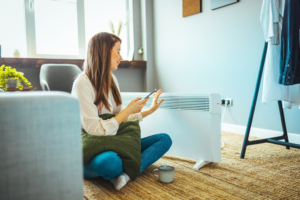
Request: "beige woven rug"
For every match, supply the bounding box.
[83,132,300,199]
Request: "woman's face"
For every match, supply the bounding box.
[110,41,122,71]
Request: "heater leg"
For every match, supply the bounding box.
[193,160,210,170]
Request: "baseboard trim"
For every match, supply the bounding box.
[222,123,300,145]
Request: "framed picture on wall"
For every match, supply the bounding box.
[211,0,238,10]
[182,0,202,17]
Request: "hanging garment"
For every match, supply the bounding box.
[279,0,300,85]
[261,0,300,109]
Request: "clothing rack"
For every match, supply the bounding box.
[240,42,300,159]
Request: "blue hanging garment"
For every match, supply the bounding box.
[279,0,300,85]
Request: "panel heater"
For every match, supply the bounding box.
[121,93,221,170]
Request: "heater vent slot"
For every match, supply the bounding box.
[121,93,210,111]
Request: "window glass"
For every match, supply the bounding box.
[84,0,128,59]
[34,0,79,55]
[0,0,27,57]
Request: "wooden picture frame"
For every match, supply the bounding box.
[182,0,201,17]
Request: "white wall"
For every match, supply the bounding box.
[152,0,300,134]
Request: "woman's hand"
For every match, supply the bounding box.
[149,89,164,113]
[126,97,149,114]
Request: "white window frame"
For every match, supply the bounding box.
[127,0,142,61]
[24,0,86,59]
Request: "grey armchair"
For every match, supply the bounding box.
[40,64,82,93]
[0,92,83,200]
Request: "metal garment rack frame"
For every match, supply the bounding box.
[240,42,300,159]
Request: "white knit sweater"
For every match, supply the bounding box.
[71,72,143,136]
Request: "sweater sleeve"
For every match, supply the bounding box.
[71,74,119,136]
[111,74,143,122]
[126,112,143,122]
[114,104,143,122]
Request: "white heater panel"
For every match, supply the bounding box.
[139,109,213,161]
[121,93,221,164]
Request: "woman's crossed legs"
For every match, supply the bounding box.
[83,133,172,190]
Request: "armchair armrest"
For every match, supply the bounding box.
[0,92,83,200]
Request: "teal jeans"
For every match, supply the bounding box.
[83,133,172,180]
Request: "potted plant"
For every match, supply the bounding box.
[0,65,32,91]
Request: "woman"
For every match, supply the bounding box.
[71,32,172,191]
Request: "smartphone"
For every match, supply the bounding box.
[144,89,157,99]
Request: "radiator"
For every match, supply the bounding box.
[121,93,221,170]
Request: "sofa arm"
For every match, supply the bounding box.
[0,92,83,200]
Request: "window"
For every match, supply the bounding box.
[34,0,79,55]
[24,0,86,59]
[84,0,128,59]
[0,0,27,57]
[2,0,130,59]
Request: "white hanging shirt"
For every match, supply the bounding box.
[71,72,143,136]
[261,0,300,109]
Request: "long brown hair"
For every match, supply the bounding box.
[84,32,122,111]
